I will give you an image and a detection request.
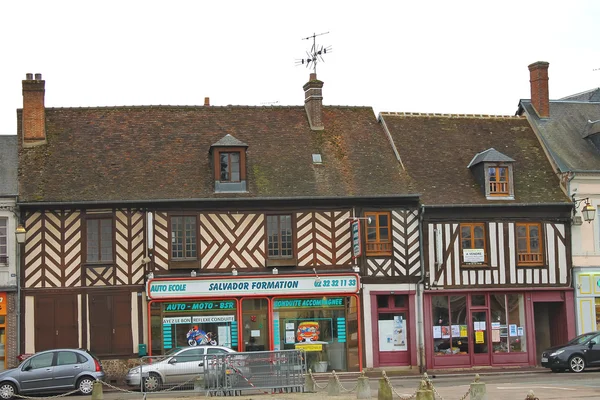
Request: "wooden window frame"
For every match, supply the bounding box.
[516,222,544,266]
[488,166,509,196]
[266,214,296,267]
[169,214,199,264]
[85,216,114,264]
[365,211,392,256]
[459,223,488,266]
[213,147,247,182]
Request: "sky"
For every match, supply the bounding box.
[1,0,599,136]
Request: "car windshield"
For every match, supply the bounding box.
[567,332,598,345]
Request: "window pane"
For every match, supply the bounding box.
[230,153,240,182]
[516,225,526,237]
[474,239,485,249]
[377,295,389,309]
[0,218,7,259]
[220,154,230,181]
[171,217,183,258]
[281,216,292,257]
[517,239,527,253]
[57,351,78,366]
[378,214,389,229]
[474,226,484,238]
[87,220,99,262]
[100,219,112,261]
[267,216,279,257]
[499,167,507,180]
[185,217,196,258]
[507,294,526,352]
[366,227,377,243]
[488,167,497,181]
[379,228,389,241]
[393,295,407,308]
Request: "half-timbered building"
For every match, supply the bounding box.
[379,112,573,369]
[16,73,420,373]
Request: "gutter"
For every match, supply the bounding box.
[17,194,421,207]
[424,202,571,209]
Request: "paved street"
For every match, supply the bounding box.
[58,370,600,400]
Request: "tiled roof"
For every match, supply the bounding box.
[560,88,600,102]
[17,106,416,203]
[467,148,515,168]
[379,112,569,205]
[211,134,248,148]
[519,100,600,172]
[0,135,18,196]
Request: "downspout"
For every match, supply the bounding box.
[416,204,426,373]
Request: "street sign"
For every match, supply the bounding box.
[351,219,362,258]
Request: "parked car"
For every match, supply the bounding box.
[126,345,243,392]
[0,348,105,399]
[541,331,600,372]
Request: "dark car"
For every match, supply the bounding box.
[541,331,600,373]
[0,349,105,399]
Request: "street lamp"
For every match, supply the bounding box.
[572,195,596,223]
[15,225,26,244]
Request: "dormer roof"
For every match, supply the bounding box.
[467,148,515,169]
[210,134,248,148]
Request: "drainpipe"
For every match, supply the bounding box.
[416,204,426,373]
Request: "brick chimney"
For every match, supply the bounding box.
[22,73,46,144]
[303,73,324,130]
[528,61,550,118]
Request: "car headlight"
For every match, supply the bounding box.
[550,350,565,357]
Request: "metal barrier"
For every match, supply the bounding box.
[203,349,306,395]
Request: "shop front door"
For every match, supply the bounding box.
[471,310,490,365]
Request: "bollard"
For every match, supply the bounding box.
[304,369,316,393]
[525,390,539,400]
[415,378,434,400]
[327,372,340,396]
[91,381,103,400]
[356,371,371,399]
[470,374,487,400]
[377,373,392,400]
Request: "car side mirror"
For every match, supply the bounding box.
[589,341,596,348]
[168,358,177,364]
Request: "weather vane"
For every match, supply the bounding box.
[295,31,332,74]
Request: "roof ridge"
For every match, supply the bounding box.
[379,112,522,119]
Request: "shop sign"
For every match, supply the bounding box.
[164,300,235,312]
[295,343,322,352]
[148,274,360,299]
[0,292,6,316]
[463,249,485,263]
[351,219,362,258]
[273,297,344,309]
[163,315,235,324]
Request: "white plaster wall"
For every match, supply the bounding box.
[571,178,600,265]
[362,283,419,368]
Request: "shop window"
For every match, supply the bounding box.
[365,212,392,256]
[460,223,487,265]
[471,295,486,307]
[596,298,600,331]
[490,294,527,353]
[273,296,355,372]
[171,215,197,260]
[432,295,469,356]
[267,215,295,266]
[152,299,238,354]
[86,217,113,263]
[0,218,6,264]
[516,223,543,266]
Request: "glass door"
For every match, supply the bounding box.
[471,310,490,365]
[242,298,269,351]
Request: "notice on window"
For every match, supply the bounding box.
[517,327,524,337]
[286,323,295,330]
[509,324,518,337]
[492,329,501,343]
[460,325,468,337]
[433,326,442,339]
[441,326,450,339]
[451,325,460,337]
[285,331,295,344]
[463,249,485,263]
[475,331,485,344]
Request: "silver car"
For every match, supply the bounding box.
[0,348,105,399]
[126,346,240,391]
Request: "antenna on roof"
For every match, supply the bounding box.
[295,31,332,74]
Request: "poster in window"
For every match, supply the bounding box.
[463,249,485,263]
[451,325,460,337]
[393,316,407,350]
[475,331,484,344]
[460,325,468,337]
[379,320,406,352]
[441,326,450,339]
[492,329,501,343]
[509,324,518,337]
[433,326,442,339]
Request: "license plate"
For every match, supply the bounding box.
[541,357,548,363]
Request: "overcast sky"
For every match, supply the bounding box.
[1,0,599,135]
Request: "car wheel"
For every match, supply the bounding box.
[550,368,563,373]
[569,355,586,372]
[143,373,162,392]
[77,376,96,395]
[188,340,197,346]
[0,382,16,400]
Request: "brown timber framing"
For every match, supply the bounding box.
[422,203,572,289]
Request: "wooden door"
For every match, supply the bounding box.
[89,292,132,356]
[34,295,78,352]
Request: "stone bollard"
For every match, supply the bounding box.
[356,371,371,399]
[377,372,392,400]
[304,369,316,393]
[415,376,434,400]
[91,380,103,400]
[470,374,487,400]
[327,371,340,396]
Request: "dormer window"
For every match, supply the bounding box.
[210,135,248,193]
[488,166,509,196]
[467,148,515,200]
